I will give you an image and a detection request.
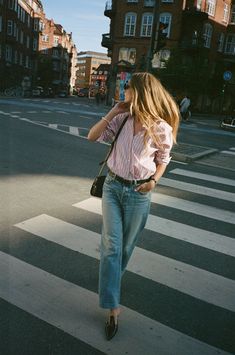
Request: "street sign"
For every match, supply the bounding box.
[223,71,232,81]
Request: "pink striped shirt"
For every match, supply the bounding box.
[97,113,173,180]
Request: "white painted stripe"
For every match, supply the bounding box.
[42,111,52,113]
[15,214,235,312]
[170,168,235,187]
[221,150,235,156]
[11,111,21,114]
[48,124,58,129]
[0,252,229,355]
[171,160,188,165]
[230,148,235,151]
[69,126,79,135]
[159,177,235,202]
[27,111,37,113]
[151,193,235,224]
[74,198,235,258]
[56,111,69,114]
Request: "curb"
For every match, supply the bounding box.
[172,143,218,163]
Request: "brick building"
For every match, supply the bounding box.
[37,16,77,93]
[76,51,111,89]
[0,0,44,91]
[102,0,235,110]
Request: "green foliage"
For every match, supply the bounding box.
[37,56,54,87]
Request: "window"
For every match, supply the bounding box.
[141,13,153,37]
[53,49,59,57]
[5,45,12,62]
[41,48,48,54]
[54,36,59,46]
[207,0,216,17]
[34,19,38,31]
[42,34,49,42]
[26,36,30,48]
[20,30,23,44]
[162,0,173,2]
[39,21,45,31]
[0,16,2,32]
[217,33,224,52]
[118,47,136,64]
[196,0,202,10]
[14,22,17,37]
[127,0,138,2]
[33,38,38,51]
[144,0,155,6]
[14,50,18,64]
[27,14,31,28]
[230,5,235,24]
[224,34,235,54]
[8,0,14,9]
[25,56,29,68]
[159,13,172,37]
[7,20,13,35]
[124,13,137,36]
[19,52,23,66]
[203,23,213,48]
[223,3,229,23]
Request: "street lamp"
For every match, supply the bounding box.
[146,1,160,72]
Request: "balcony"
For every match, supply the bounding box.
[104,1,115,18]
[182,8,208,22]
[101,33,113,49]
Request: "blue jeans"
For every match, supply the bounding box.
[99,173,151,309]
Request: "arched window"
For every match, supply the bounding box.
[159,12,172,37]
[124,13,137,36]
[203,23,213,48]
[141,13,153,37]
[217,32,224,52]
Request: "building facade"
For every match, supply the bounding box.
[102,0,235,110]
[37,16,77,93]
[76,51,111,89]
[0,0,77,94]
[0,0,44,91]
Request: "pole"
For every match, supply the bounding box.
[146,1,159,72]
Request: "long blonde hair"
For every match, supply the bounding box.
[129,72,180,144]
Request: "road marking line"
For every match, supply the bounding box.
[159,177,235,202]
[27,111,37,113]
[69,126,79,135]
[0,251,229,355]
[169,168,235,187]
[221,150,235,156]
[15,214,235,312]
[74,198,235,257]
[48,123,58,129]
[151,193,235,224]
[230,147,235,151]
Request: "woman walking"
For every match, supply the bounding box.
[88,72,180,340]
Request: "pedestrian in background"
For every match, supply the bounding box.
[88,72,180,340]
[180,94,191,121]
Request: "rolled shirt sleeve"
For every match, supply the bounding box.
[154,120,173,165]
[97,113,128,144]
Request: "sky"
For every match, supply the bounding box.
[42,0,110,53]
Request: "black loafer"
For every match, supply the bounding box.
[105,315,118,340]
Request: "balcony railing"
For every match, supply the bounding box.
[104,1,115,17]
[101,33,113,49]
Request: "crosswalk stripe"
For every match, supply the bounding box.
[151,192,235,224]
[69,126,79,135]
[0,251,229,355]
[74,198,235,257]
[169,168,235,187]
[221,150,235,156]
[15,214,235,311]
[159,177,235,202]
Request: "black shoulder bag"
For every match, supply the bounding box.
[90,115,128,198]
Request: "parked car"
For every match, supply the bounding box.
[32,86,43,97]
[220,117,235,131]
[77,88,89,97]
[58,90,68,98]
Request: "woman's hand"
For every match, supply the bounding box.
[111,102,130,116]
[135,180,156,193]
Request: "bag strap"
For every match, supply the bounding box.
[97,114,129,177]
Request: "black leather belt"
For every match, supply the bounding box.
[109,170,151,186]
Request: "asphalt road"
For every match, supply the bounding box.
[0,97,235,355]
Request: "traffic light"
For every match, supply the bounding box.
[156,22,168,52]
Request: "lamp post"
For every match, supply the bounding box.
[146,1,160,72]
